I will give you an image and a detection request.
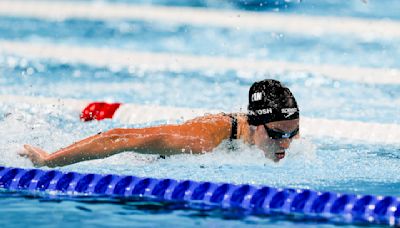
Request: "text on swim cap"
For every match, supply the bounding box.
[248,108,273,116]
[251,92,263,101]
[281,108,298,118]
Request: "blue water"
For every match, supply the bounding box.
[1,57,399,123]
[1,17,399,69]
[102,0,400,20]
[0,0,399,227]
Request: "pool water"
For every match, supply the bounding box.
[0,0,399,227]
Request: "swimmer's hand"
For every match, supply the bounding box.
[19,145,49,167]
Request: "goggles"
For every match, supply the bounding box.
[264,125,299,140]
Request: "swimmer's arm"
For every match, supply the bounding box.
[22,119,228,167]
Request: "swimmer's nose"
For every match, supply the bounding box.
[278,138,292,149]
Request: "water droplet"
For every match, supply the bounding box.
[26,67,35,76]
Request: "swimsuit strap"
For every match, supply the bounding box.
[229,114,238,140]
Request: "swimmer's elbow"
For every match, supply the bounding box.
[103,128,127,136]
[184,137,216,154]
[158,135,213,155]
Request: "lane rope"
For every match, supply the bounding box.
[0,166,398,226]
[0,1,399,39]
[1,41,399,84]
[1,94,400,144]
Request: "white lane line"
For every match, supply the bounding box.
[1,94,399,145]
[0,1,399,39]
[0,41,399,85]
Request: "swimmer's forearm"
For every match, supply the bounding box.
[44,129,161,167]
[43,128,204,167]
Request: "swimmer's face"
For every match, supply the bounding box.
[253,119,300,162]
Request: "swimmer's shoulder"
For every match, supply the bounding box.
[183,112,247,145]
[185,112,247,132]
[186,112,235,124]
[182,113,233,137]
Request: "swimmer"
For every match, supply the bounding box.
[20,79,300,167]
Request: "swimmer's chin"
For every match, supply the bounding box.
[263,152,285,162]
[266,151,286,162]
[275,151,285,160]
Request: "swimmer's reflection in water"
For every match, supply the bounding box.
[20,79,300,167]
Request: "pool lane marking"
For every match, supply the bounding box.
[1,41,399,85]
[0,1,399,40]
[1,94,399,145]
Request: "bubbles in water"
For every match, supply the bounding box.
[6,56,18,68]
[0,103,92,168]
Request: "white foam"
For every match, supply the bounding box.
[285,137,317,162]
[1,41,399,84]
[0,1,399,40]
[1,94,400,145]
[0,103,79,167]
[0,94,89,112]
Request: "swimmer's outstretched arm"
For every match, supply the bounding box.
[20,115,231,167]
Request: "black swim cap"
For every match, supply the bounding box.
[247,79,299,126]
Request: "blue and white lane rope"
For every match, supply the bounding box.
[0,166,399,226]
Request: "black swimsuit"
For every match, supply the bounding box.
[226,113,239,150]
[227,114,238,141]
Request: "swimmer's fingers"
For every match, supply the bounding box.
[18,149,29,157]
[19,145,34,156]
[19,145,35,158]
[20,145,49,167]
[18,146,35,164]
[23,144,48,155]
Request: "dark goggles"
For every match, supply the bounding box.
[264,125,299,140]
